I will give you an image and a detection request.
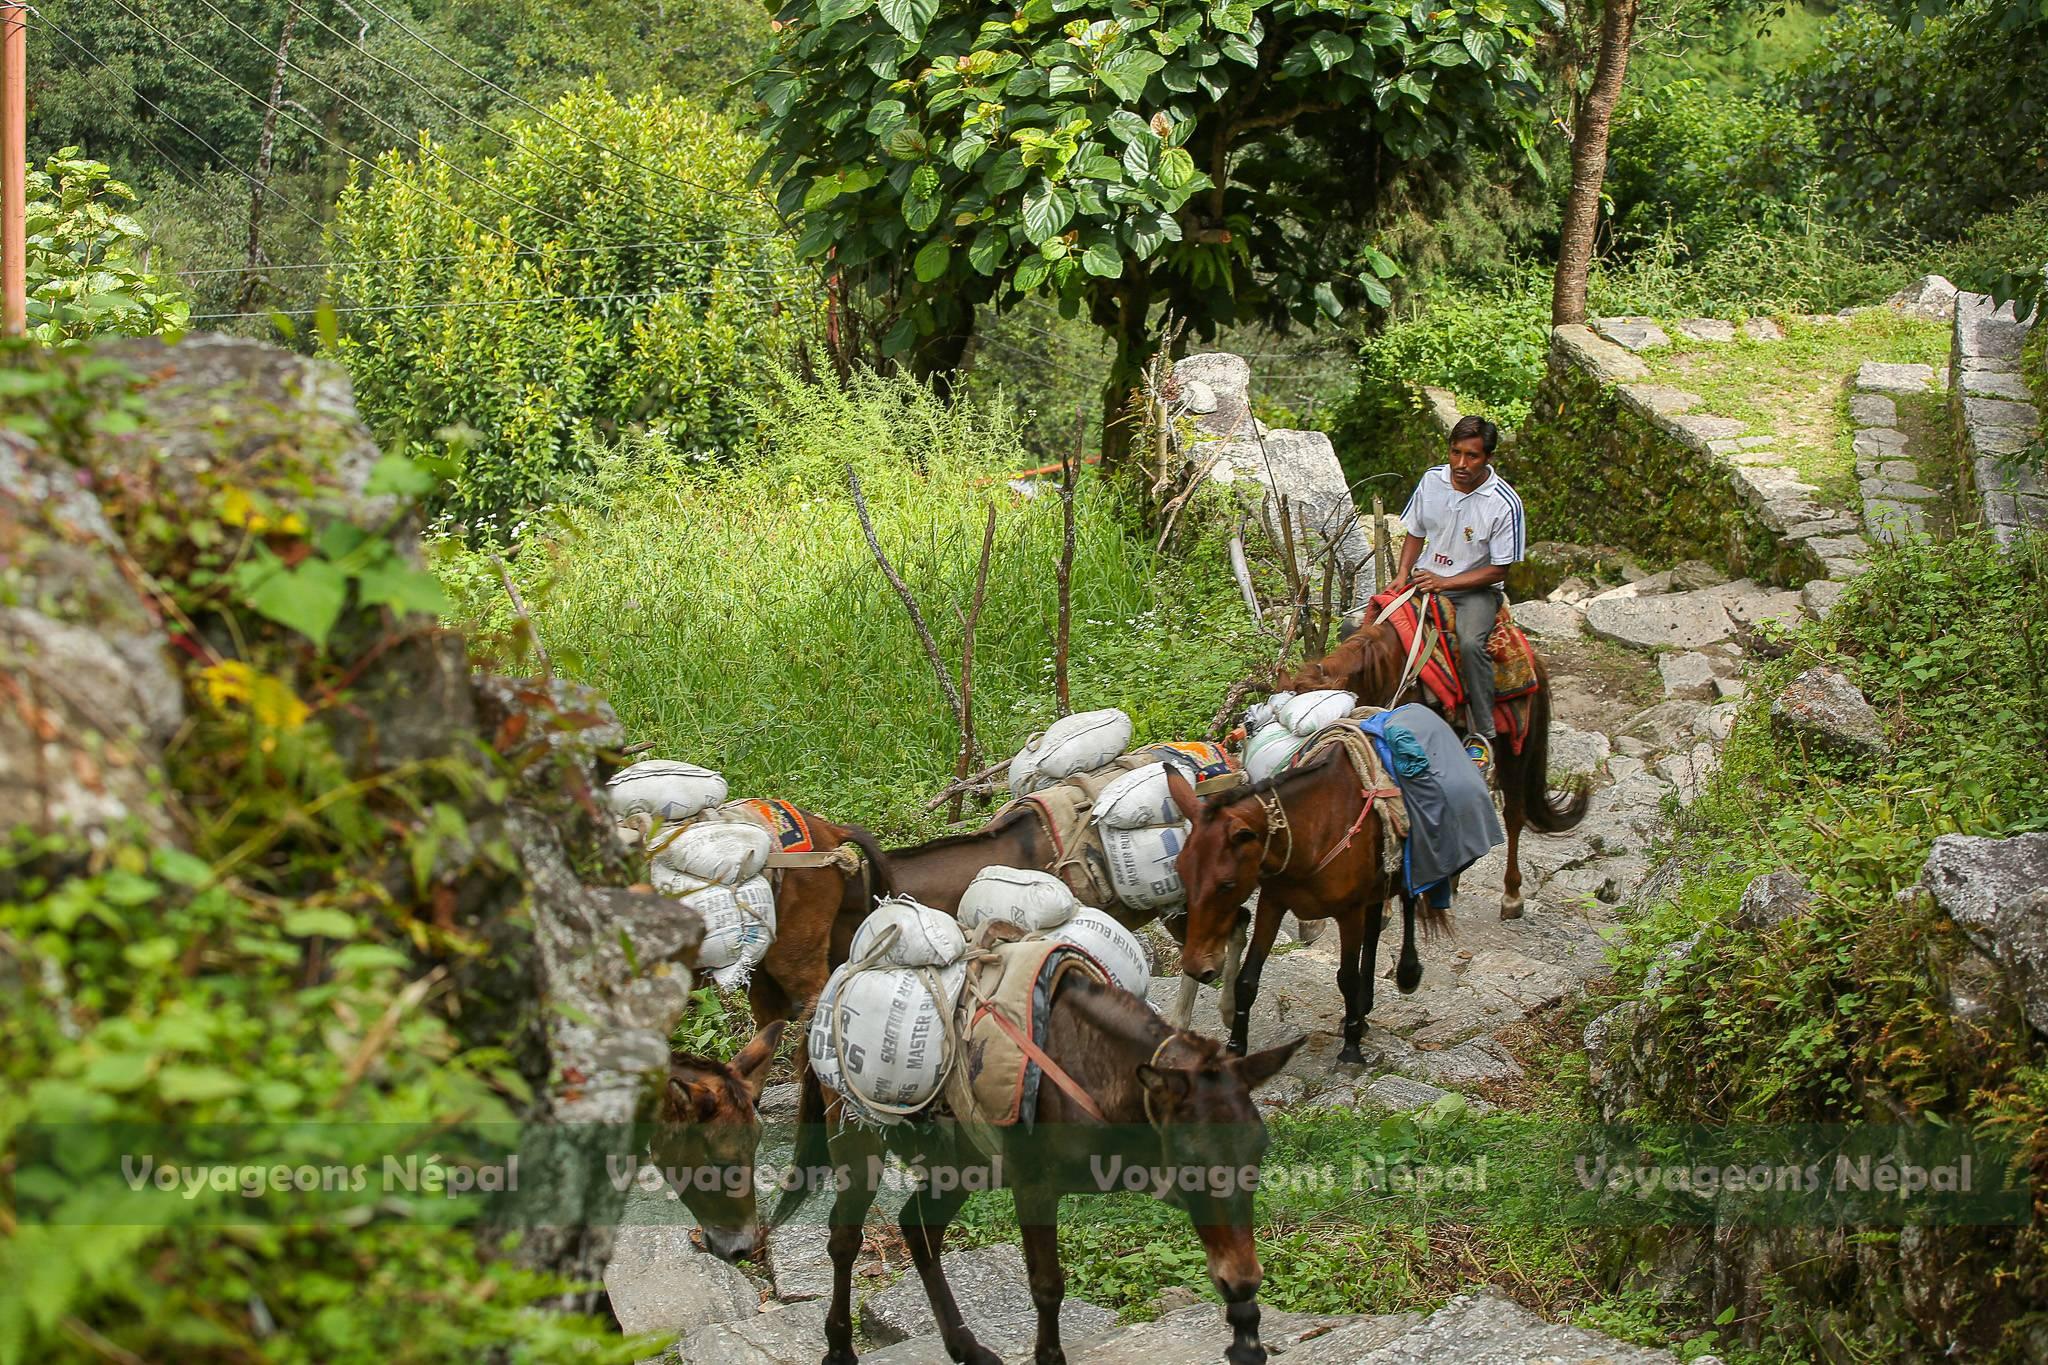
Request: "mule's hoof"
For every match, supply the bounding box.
[1500,896,1525,921]
[1225,1343,1269,1365]
[963,1346,1004,1365]
[1226,1036,1249,1058]
[821,1351,859,1365]
[1034,1348,1068,1365]
[1338,1045,1366,1066]
[1395,963,1422,994]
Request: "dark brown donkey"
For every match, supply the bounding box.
[775,974,1303,1365]
[1271,610,1588,918]
[651,1021,785,1262]
[1166,755,1435,1063]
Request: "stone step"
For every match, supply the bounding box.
[1068,1303,1418,1364]
[1349,1290,1677,1364]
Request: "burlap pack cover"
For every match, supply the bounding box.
[941,934,1109,1155]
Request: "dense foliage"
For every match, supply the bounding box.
[21,150,189,342]
[1792,0,2048,242]
[0,347,643,1364]
[326,85,820,527]
[1601,533,2048,1358]
[751,0,1555,420]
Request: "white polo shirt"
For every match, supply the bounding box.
[1401,465,1526,578]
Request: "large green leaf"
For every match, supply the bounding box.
[237,555,349,649]
[877,0,938,42]
[1021,182,1076,242]
[1157,147,1197,190]
[1121,135,1159,180]
[968,225,1010,274]
[986,149,1031,194]
[914,237,953,281]
[1122,207,1182,258]
[1098,49,1166,101]
[1081,238,1124,277]
[951,133,992,171]
[1013,254,1052,291]
[1312,280,1342,319]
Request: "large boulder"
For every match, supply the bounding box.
[1921,833,2048,1038]
[1737,870,1813,931]
[1887,274,1960,322]
[1770,667,1888,755]
[603,1218,760,1336]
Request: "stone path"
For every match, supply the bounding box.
[1951,290,2043,544]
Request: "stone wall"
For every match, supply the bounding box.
[1512,326,1817,585]
[1951,290,2044,544]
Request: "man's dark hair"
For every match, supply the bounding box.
[1449,414,1499,454]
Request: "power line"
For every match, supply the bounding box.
[94,0,537,255]
[23,8,345,247]
[181,0,581,236]
[343,0,780,222]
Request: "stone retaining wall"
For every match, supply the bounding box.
[1950,290,2044,544]
[1512,325,1818,586]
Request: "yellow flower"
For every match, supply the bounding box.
[217,486,307,537]
[196,661,311,731]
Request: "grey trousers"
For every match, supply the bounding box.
[1446,588,1501,738]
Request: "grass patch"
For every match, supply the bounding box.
[1639,311,1949,506]
[435,372,1267,842]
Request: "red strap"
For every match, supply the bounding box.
[978,1002,1108,1124]
[1309,790,1379,876]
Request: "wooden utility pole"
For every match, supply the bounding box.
[238,0,298,314]
[2,1,25,336]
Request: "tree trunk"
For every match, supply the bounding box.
[238,0,298,315]
[1098,275,1155,474]
[1551,0,1636,327]
[911,323,973,399]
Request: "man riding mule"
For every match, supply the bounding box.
[1390,413,1525,775]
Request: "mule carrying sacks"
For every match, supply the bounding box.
[808,898,969,1126]
[649,814,778,991]
[605,760,727,826]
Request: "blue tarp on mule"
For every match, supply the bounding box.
[1358,703,1503,896]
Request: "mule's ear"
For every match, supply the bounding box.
[668,1076,722,1124]
[1164,766,1201,823]
[1232,1035,1305,1092]
[1135,1063,1192,1109]
[731,1020,786,1098]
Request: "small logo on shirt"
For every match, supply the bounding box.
[1463,527,1474,541]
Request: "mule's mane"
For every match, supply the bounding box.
[1057,975,1227,1067]
[1203,744,1346,809]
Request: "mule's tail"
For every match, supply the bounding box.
[838,822,893,908]
[769,1048,830,1230]
[1520,666,1591,834]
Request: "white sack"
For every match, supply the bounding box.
[652,816,774,886]
[1245,723,1310,785]
[1242,692,1292,734]
[1008,708,1133,794]
[957,866,1079,937]
[1101,821,1190,912]
[849,897,967,969]
[1047,908,1153,998]
[606,760,727,824]
[665,875,777,991]
[1280,689,1358,737]
[807,960,967,1122]
[1094,761,1186,830]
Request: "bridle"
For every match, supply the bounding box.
[1252,789,1294,875]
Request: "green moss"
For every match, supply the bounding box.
[1511,357,1796,577]
[1636,312,1949,506]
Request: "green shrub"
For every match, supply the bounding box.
[438,371,1267,840]
[22,149,188,342]
[1790,0,2048,239]
[327,83,820,530]
[1606,79,1823,256]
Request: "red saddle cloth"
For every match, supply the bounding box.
[1367,589,1541,757]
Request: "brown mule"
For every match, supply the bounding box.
[774,974,1303,1365]
[1166,756,1436,1063]
[1272,611,1587,919]
[629,808,891,1031]
[652,1021,786,1263]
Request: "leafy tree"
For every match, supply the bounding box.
[752,0,1553,464]
[326,84,819,528]
[22,149,189,341]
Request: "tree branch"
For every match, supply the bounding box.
[848,466,965,721]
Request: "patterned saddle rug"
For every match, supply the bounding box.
[1367,590,1543,756]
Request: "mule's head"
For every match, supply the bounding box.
[1167,768,1267,985]
[650,1020,783,1263]
[1135,1033,1304,1309]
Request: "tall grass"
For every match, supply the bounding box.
[437,371,1266,839]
